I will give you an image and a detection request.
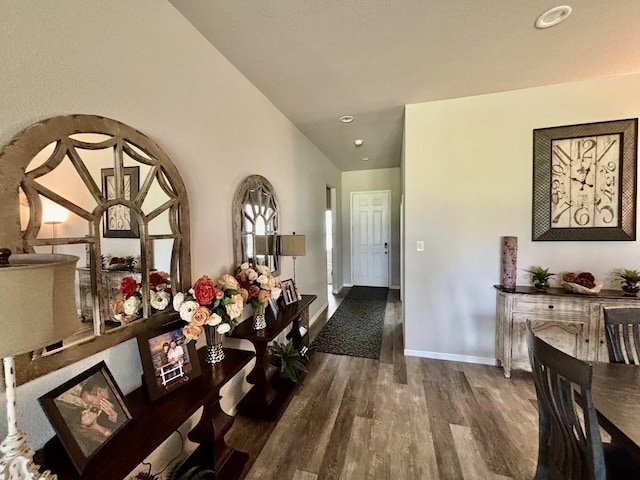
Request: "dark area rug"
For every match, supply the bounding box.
[311,286,388,359]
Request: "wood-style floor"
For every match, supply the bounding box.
[225,289,539,480]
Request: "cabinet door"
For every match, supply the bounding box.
[512,316,590,367]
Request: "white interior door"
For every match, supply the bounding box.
[351,191,390,287]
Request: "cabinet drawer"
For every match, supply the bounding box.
[512,297,590,316]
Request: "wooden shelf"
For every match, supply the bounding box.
[229,294,316,420]
[36,347,254,480]
[229,295,316,344]
[494,284,640,300]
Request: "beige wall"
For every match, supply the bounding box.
[0,1,341,474]
[404,73,640,362]
[341,167,402,288]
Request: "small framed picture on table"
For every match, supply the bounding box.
[268,295,280,318]
[38,361,132,474]
[281,278,298,305]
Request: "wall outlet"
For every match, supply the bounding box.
[416,240,424,251]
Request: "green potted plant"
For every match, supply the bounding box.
[525,267,555,291]
[268,340,308,384]
[616,269,640,296]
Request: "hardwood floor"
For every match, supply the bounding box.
[225,289,539,480]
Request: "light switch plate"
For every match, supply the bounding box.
[417,240,424,251]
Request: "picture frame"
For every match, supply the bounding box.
[532,118,638,241]
[101,166,140,238]
[281,278,298,305]
[38,361,132,474]
[268,295,280,318]
[136,320,202,402]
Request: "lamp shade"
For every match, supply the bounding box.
[0,252,79,358]
[279,234,307,257]
[254,234,276,255]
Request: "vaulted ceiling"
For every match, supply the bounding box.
[170,1,640,171]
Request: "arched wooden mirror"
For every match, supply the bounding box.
[0,115,191,383]
[232,175,280,274]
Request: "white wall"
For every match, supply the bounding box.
[341,167,402,288]
[404,73,640,363]
[0,1,341,475]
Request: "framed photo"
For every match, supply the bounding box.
[38,361,131,474]
[136,320,201,402]
[101,166,140,238]
[268,295,280,318]
[532,118,638,241]
[281,278,298,305]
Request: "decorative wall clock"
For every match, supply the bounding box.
[532,118,637,241]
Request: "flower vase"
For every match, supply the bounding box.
[534,280,549,292]
[203,325,225,365]
[252,303,267,330]
[622,283,640,296]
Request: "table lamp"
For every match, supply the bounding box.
[0,249,79,480]
[278,233,306,299]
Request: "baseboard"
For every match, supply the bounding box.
[343,283,354,288]
[404,349,497,366]
[390,285,400,290]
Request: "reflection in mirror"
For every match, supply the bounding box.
[233,175,280,274]
[0,115,191,382]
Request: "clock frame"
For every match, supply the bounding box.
[533,118,638,241]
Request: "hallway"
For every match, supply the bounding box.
[226,290,539,479]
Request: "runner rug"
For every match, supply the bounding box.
[311,286,388,359]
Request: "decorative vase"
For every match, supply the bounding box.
[203,325,225,365]
[252,303,267,330]
[500,236,518,291]
[622,283,640,296]
[534,280,549,292]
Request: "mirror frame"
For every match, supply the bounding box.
[0,114,191,384]
[232,175,280,275]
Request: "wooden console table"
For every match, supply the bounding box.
[229,294,316,420]
[495,285,640,378]
[36,347,254,480]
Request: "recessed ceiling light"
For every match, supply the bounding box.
[361,156,370,162]
[339,115,354,123]
[535,5,572,29]
[354,139,364,147]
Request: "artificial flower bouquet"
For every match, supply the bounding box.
[234,262,282,311]
[173,274,244,341]
[110,271,171,324]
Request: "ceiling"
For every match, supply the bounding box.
[170,1,640,172]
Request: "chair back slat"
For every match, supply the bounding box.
[527,322,606,480]
[604,308,640,364]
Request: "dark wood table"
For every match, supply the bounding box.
[591,362,640,458]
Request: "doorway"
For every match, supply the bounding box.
[351,190,390,287]
[326,186,338,294]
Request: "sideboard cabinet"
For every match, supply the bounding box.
[495,286,640,378]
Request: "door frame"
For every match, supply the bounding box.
[350,190,391,287]
[326,185,339,294]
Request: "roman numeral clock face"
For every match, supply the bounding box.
[551,135,620,228]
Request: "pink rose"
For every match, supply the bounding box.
[183,324,202,341]
[149,271,169,291]
[110,298,125,316]
[193,276,217,305]
[215,289,224,300]
[118,277,138,298]
[257,289,270,304]
[239,288,249,303]
[191,306,211,326]
[248,285,260,299]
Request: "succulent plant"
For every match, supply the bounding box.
[525,267,555,283]
[617,269,640,285]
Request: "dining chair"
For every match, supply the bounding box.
[527,322,606,479]
[603,307,640,365]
